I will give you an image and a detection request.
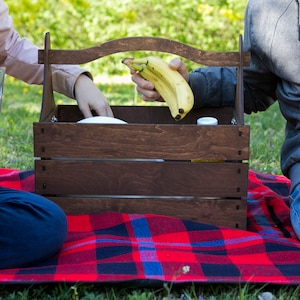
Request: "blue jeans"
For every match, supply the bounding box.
[0,187,68,269]
[290,184,300,239]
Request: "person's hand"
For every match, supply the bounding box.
[74,74,114,118]
[131,58,189,102]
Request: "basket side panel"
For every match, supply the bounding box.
[34,160,248,197]
[46,196,247,229]
[33,123,250,161]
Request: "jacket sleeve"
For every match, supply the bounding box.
[189,66,237,109]
[0,0,91,99]
[188,65,277,114]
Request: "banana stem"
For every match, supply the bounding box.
[131,63,145,72]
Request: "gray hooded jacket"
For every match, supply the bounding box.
[189,0,300,191]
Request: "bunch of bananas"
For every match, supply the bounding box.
[122,56,194,121]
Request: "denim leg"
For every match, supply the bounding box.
[290,184,300,239]
[0,187,68,269]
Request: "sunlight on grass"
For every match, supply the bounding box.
[244,102,285,175]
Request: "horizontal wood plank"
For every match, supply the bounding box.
[35,160,248,197]
[46,196,247,229]
[33,123,249,160]
[38,37,250,66]
[55,105,236,125]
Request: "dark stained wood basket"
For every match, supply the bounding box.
[33,33,250,229]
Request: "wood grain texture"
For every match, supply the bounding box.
[46,196,247,229]
[38,36,251,66]
[33,122,249,160]
[35,160,248,197]
[56,105,235,124]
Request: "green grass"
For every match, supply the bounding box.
[0,77,293,299]
[0,282,300,299]
[245,102,285,175]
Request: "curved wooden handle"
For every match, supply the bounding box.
[39,35,250,67]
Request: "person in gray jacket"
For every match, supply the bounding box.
[132,0,300,239]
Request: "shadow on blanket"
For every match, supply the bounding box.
[0,168,300,285]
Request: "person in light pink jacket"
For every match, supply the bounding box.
[0,0,113,269]
[0,0,113,118]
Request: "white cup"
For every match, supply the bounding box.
[197,117,218,126]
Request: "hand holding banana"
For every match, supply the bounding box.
[122,56,194,120]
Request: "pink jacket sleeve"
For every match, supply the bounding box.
[0,0,91,99]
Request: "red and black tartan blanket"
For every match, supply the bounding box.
[0,168,300,284]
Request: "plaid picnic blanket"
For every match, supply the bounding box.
[0,168,300,284]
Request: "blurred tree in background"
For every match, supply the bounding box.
[5,0,247,76]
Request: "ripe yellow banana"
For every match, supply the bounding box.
[122,56,194,120]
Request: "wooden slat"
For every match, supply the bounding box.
[38,37,251,66]
[46,196,247,229]
[33,123,249,160]
[40,32,56,122]
[35,160,248,197]
[234,34,245,125]
[117,106,235,124]
[55,105,235,125]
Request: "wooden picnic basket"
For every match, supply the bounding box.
[33,33,250,229]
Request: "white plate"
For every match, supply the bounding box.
[77,116,128,124]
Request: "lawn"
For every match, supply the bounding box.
[0,77,296,299]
